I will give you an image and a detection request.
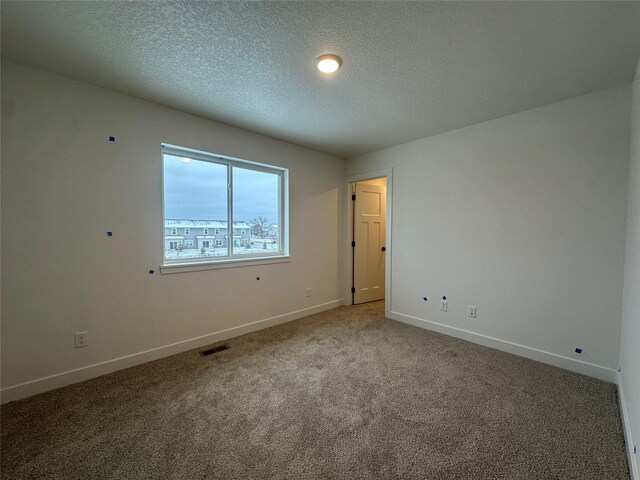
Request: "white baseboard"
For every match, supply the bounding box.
[1,299,343,404]
[618,371,638,480]
[389,310,618,383]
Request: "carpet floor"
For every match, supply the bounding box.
[0,302,630,479]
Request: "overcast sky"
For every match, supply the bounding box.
[164,155,279,225]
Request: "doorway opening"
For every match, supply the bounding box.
[349,177,388,307]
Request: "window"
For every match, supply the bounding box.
[163,144,287,266]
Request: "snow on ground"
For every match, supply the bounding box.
[165,242,280,260]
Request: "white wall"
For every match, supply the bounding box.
[0,59,344,401]
[347,85,631,381]
[619,60,640,479]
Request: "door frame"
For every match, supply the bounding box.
[344,168,393,319]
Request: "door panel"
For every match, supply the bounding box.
[354,183,386,304]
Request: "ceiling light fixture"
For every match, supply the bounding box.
[315,54,342,73]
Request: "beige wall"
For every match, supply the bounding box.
[358,177,387,188]
[347,85,631,380]
[0,59,345,401]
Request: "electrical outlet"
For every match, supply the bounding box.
[467,306,477,318]
[306,287,311,298]
[74,331,88,348]
[440,300,448,312]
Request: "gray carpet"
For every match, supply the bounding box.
[1,302,630,479]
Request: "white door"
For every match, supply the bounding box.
[353,182,386,304]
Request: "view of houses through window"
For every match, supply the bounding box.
[163,146,284,264]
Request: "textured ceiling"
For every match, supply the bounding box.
[2,1,640,158]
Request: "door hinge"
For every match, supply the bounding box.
[352,194,356,201]
[351,241,356,248]
[351,287,356,294]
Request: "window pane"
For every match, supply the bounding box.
[232,167,280,256]
[164,154,228,261]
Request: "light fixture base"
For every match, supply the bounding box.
[315,54,342,73]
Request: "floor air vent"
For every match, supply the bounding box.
[200,344,230,356]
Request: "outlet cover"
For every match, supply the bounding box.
[74,331,88,348]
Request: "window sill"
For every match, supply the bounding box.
[160,255,291,275]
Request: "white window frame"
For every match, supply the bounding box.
[162,144,289,272]
[171,228,178,235]
[204,228,209,235]
[185,240,194,248]
[215,239,223,247]
[184,228,190,235]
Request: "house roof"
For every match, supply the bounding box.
[165,219,252,229]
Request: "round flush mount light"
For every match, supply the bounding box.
[315,54,342,73]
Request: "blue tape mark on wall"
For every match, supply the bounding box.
[148,269,155,275]
[106,231,113,237]
[422,296,428,302]
[108,136,116,142]
[575,348,582,354]
[442,296,447,300]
